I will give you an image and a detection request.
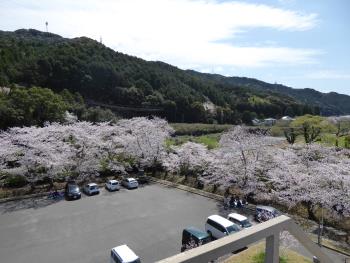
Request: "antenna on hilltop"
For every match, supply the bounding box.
[45,21,48,33]
[100,36,103,44]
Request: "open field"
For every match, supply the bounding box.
[166,133,221,149]
[170,123,232,136]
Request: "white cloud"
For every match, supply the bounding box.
[306,70,350,80]
[0,0,319,69]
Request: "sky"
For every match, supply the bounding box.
[0,0,349,95]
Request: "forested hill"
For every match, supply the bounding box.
[0,29,345,124]
[188,71,350,116]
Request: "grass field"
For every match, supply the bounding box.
[170,123,232,136]
[166,133,221,149]
[224,242,311,263]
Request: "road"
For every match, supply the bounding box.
[0,183,346,263]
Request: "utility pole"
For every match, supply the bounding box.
[45,21,48,33]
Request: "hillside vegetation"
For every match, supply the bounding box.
[193,73,350,116]
[0,29,322,127]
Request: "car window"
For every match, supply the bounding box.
[111,182,118,185]
[207,219,214,227]
[69,185,79,191]
[111,252,121,263]
[226,225,240,234]
[208,219,226,232]
[182,231,190,243]
[230,218,238,225]
[241,219,251,227]
[218,224,226,233]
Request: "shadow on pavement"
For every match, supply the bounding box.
[0,196,64,214]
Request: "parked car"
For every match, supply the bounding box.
[65,181,81,200]
[255,205,280,222]
[227,213,252,228]
[136,175,149,185]
[83,183,100,195]
[110,244,141,263]
[181,227,211,252]
[135,169,149,184]
[105,179,120,191]
[122,178,139,189]
[205,215,241,239]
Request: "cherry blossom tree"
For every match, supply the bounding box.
[0,117,174,185]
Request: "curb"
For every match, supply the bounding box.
[149,177,256,211]
[149,177,223,201]
[321,244,350,258]
[0,182,110,204]
[0,191,54,204]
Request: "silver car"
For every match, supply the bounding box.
[105,180,120,191]
[83,183,100,195]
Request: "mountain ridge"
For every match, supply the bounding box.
[0,28,349,123]
[186,71,350,116]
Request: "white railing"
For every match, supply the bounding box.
[156,215,333,263]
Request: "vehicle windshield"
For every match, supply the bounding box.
[90,186,97,190]
[69,185,79,192]
[241,220,252,227]
[226,225,240,234]
[111,182,118,185]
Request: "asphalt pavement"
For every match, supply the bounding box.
[0,183,346,263]
[0,183,221,263]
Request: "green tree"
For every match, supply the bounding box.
[302,123,321,144]
[284,128,297,144]
[81,106,118,123]
[242,111,253,125]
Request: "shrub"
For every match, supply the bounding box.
[4,175,28,188]
[253,252,288,263]
[345,136,350,149]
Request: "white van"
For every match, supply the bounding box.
[110,244,141,263]
[205,215,241,239]
[227,213,253,228]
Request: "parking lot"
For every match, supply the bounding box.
[0,183,232,263]
[0,182,345,263]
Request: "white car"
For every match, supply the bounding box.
[105,180,120,191]
[122,178,139,189]
[205,215,240,239]
[227,213,253,228]
[83,183,100,195]
[110,244,141,263]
